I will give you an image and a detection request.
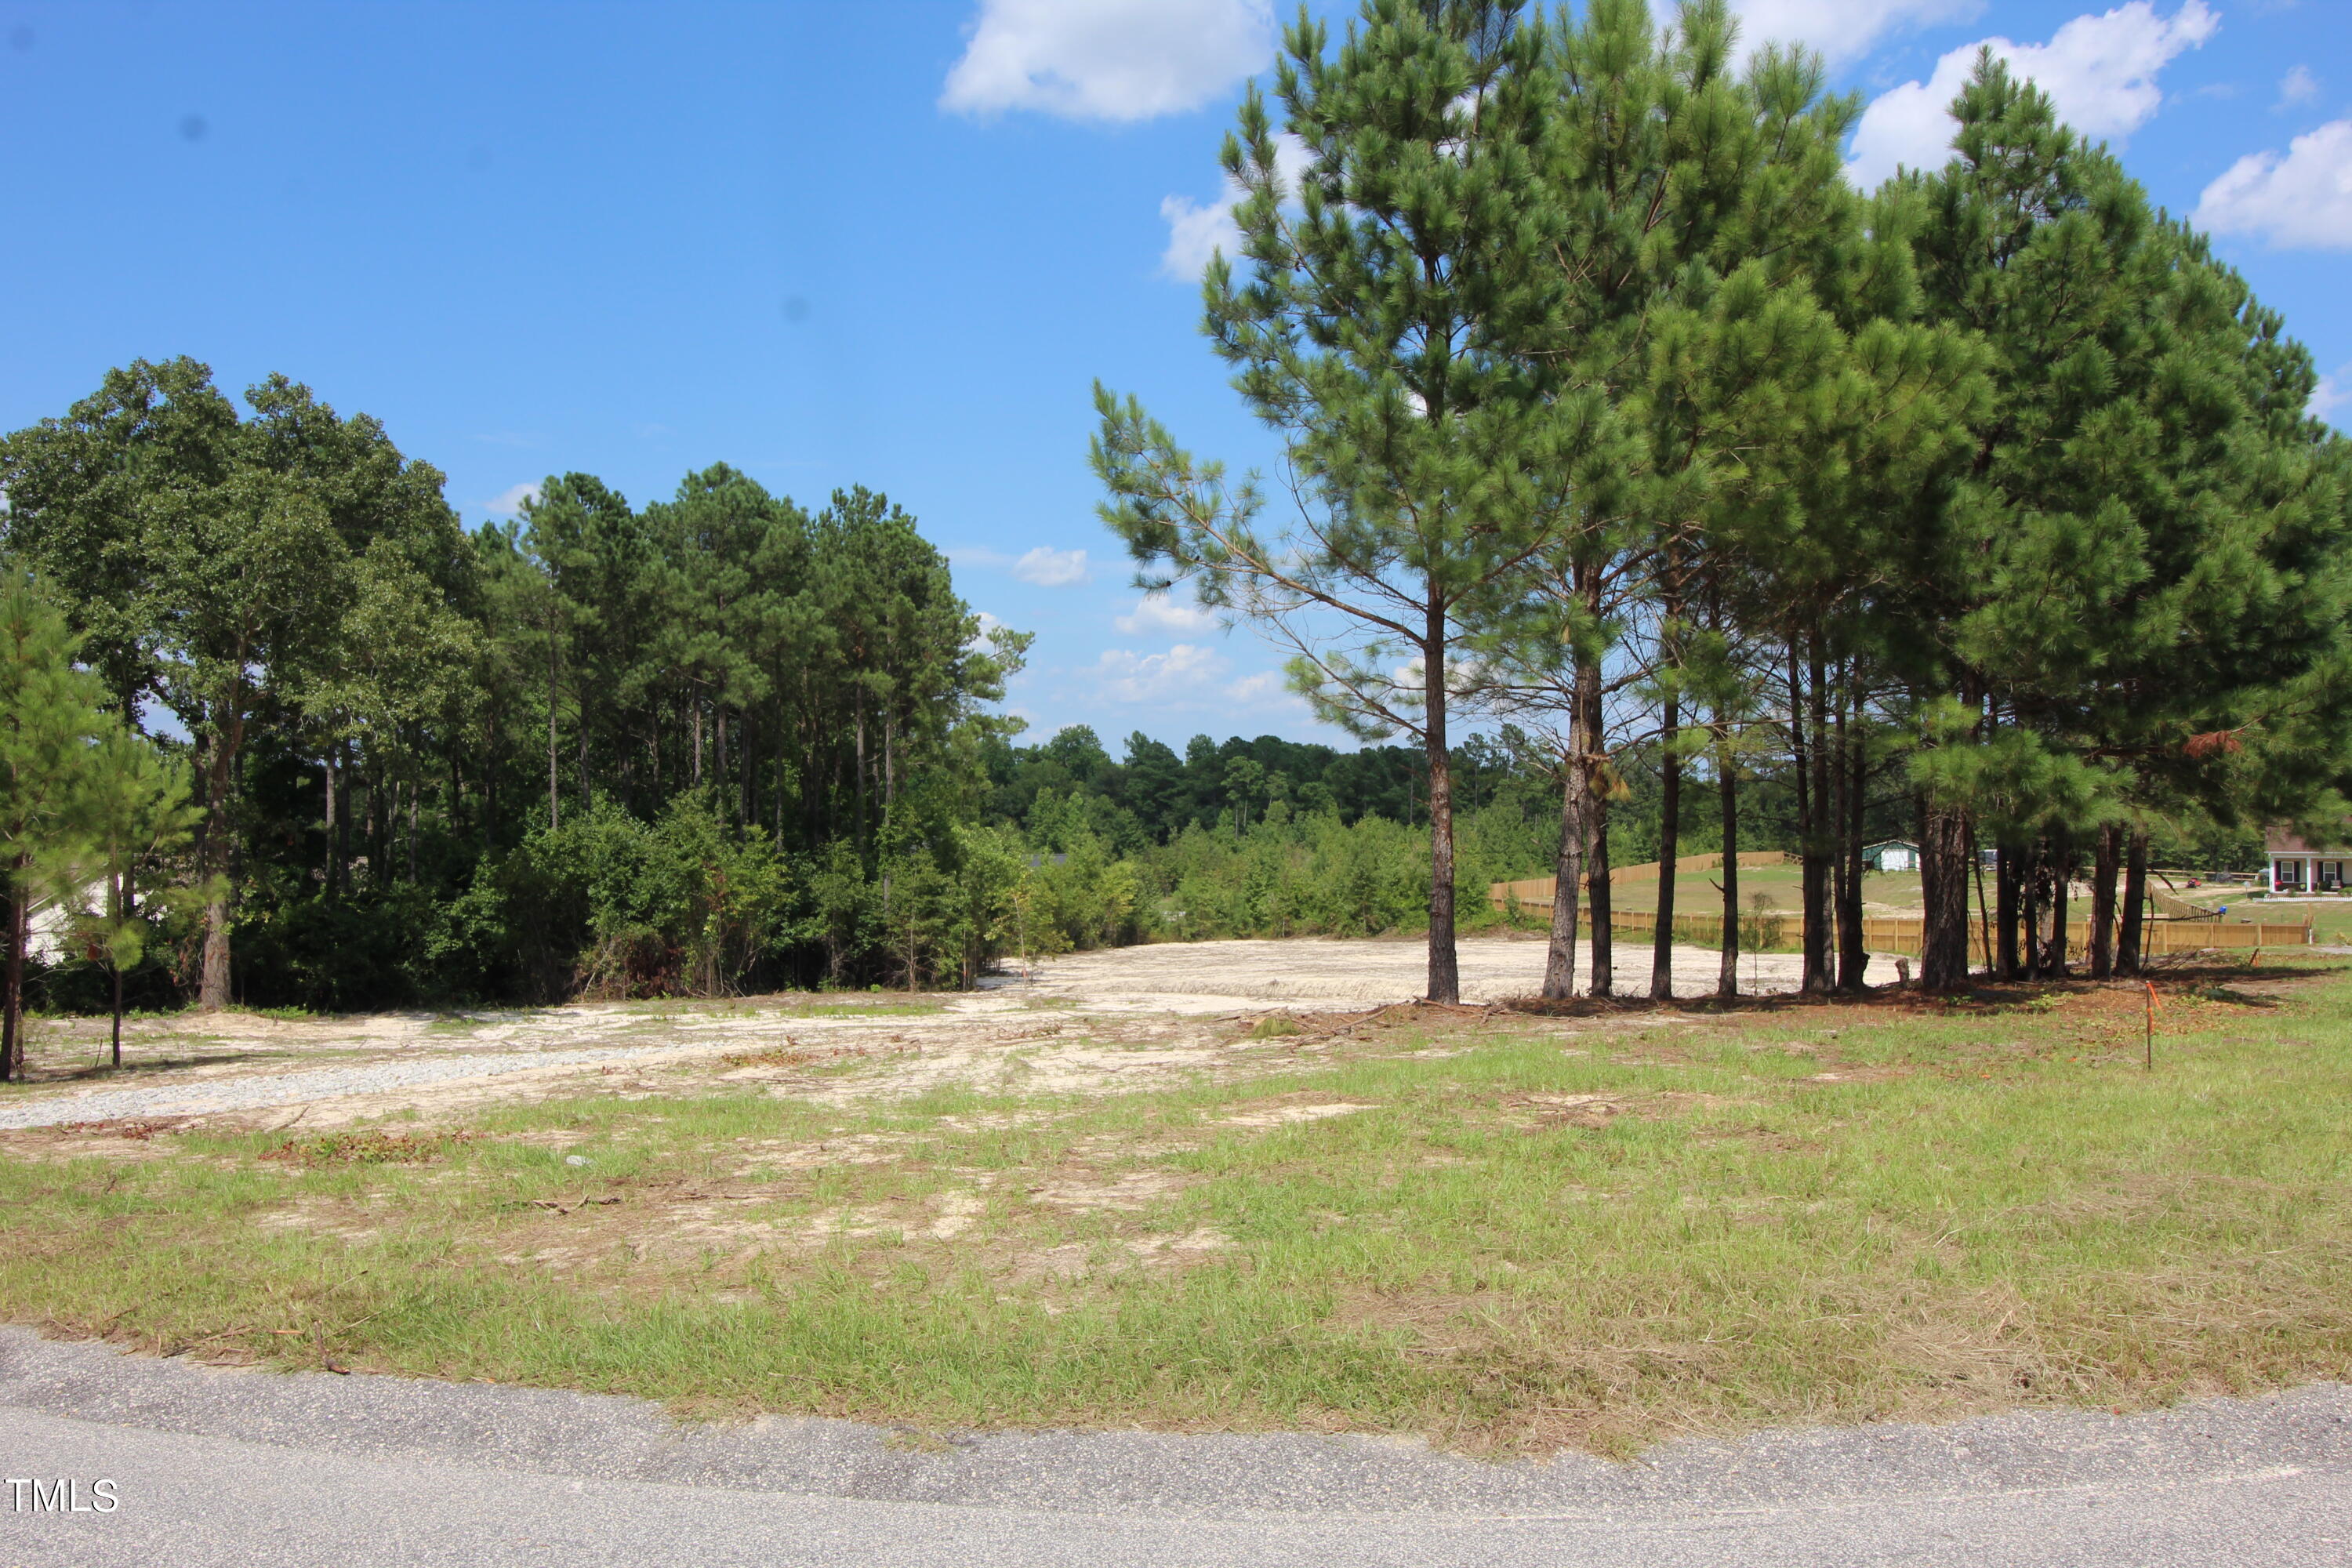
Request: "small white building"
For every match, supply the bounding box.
[1864,840,1918,873]
[2267,828,2351,894]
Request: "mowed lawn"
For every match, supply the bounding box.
[1595,864,1982,917]
[2,964,2348,1456]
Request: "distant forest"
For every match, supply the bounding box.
[0,357,1610,1027]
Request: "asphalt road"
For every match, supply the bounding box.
[2,1330,2347,1566]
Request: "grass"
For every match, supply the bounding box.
[2237,899,2352,945]
[2,965,2348,1456]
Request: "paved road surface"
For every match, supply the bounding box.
[2,1330,2346,1566]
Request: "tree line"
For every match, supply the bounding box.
[0,352,1572,1056]
[0,358,1054,1052]
[1095,0,2350,1002]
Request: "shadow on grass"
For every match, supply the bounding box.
[1492,958,2349,1020]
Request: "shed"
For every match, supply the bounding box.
[1864,840,1918,873]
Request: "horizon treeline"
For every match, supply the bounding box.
[1095,0,2352,1002]
[0,354,1571,1036]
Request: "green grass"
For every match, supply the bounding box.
[4,967,2348,1454]
[2236,899,2352,944]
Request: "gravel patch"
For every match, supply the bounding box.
[0,1044,690,1131]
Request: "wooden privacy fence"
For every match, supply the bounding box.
[1853,916,2310,956]
[1489,884,2312,955]
[1487,852,1792,909]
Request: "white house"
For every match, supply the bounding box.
[2267,828,2351,894]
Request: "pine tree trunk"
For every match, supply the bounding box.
[1541,740,1588,1001]
[336,740,354,884]
[1581,655,1613,997]
[853,695,867,857]
[1423,610,1460,1005]
[111,868,129,1069]
[2119,829,2150,975]
[1789,646,1825,993]
[1838,675,1867,990]
[2021,840,2045,982]
[2047,829,2071,978]
[1830,675,1849,983]
[2089,824,2121,980]
[322,747,338,900]
[1971,829,1992,973]
[546,624,561,833]
[1650,686,1680,1001]
[1717,746,1740,999]
[198,689,247,1012]
[1589,802,1614,997]
[2,864,24,1082]
[1996,845,2021,980]
[1919,797,1973,991]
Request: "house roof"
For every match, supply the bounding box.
[1863,840,1918,853]
[2267,828,2352,855]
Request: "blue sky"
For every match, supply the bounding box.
[2,1,2347,750]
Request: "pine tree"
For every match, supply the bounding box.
[70,729,197,1066]
[1899,56,2179,987]
[1096,0,1557,1004]
[0,573,110,1080]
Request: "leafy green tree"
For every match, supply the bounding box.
[2,363,468,1007]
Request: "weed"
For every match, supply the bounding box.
[259,1131,475,1167]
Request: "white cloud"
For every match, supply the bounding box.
[2279,65,2320,107]
[967,609,1008,650]
[942,0,1272,122]
[952,545,1093,586]
[1160,192,1243,279]
[2310,370,2347,426]
[1160,132,1312,279]
[2195,119,2352,249]
[1094,642,1229,703]
[1012,546,1091,586]
[484,481,540,516]
[1727,0,1980,67]
[1114,592,1219,635]
[1846,2,2218,187]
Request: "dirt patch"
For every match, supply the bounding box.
[260,1131,474,1167]
[1005,1226,1234,1285]
[1222,1102,1375,1128]
[1031,1170,1189,1212]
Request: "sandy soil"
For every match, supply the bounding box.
[1002,933,1811,1009]
[0,937,1817,1133]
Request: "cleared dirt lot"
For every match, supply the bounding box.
[1009,933,1809,1010]
[0,937,1808,1130]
